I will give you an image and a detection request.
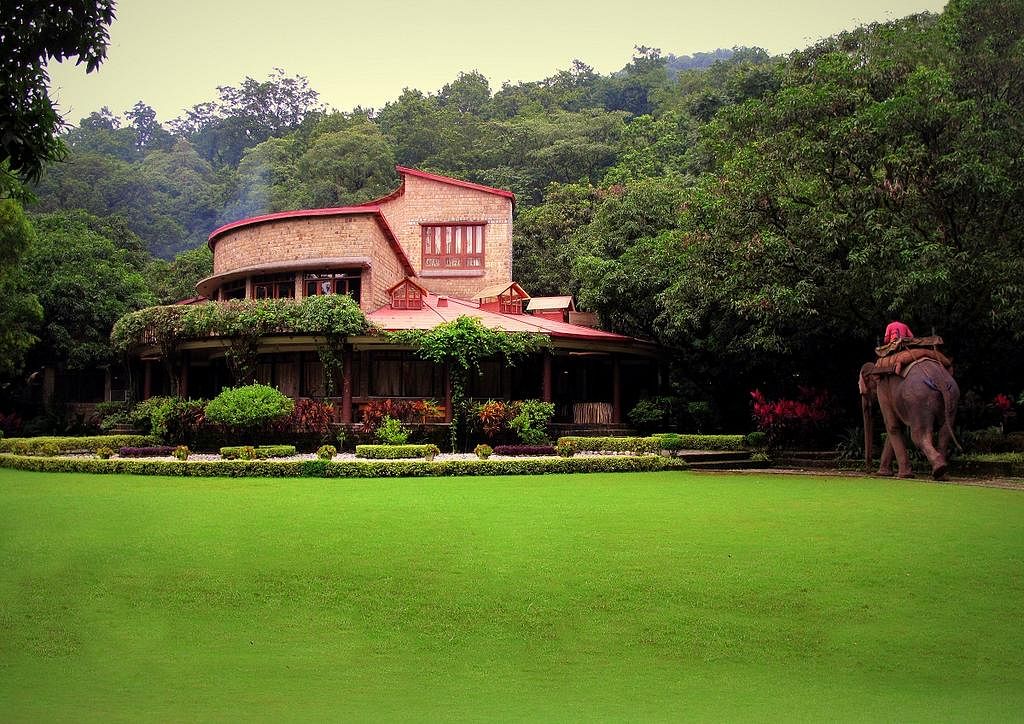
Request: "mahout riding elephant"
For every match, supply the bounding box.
[859,358,959,480]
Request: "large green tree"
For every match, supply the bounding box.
[0,0,116,195]
[23,210,154,370]
[0,199,44,375]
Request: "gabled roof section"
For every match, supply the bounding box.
[206,206,414,276]
[527,296,576,312]
[361,166,516,207]
[475,281,531,300]
[386,276,429,295]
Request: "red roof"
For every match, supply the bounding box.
[206,206,414,276]
[368,292,639,345]
[362,166,516,207]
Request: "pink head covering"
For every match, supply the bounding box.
[884,320,913,343]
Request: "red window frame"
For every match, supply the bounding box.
[421,223,485,271]
[391,281,423,310]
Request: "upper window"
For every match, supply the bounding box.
[422,224,485,270]
[220,279,246,300]
[304,270,361,302]
[254,274,295,300]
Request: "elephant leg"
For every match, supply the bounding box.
[878,435,895,476]
[910,424,947,481]
[882,421,914,478]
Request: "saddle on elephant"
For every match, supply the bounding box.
[870,336,952,377]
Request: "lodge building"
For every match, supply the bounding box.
[113,167,662,429]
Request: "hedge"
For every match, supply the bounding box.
[0,453,687,477]
[556,436,661,454]
[118,446,178,458]
[652,434,747,451]
[492,445,557,456]
[220,445,297,459]
[355,444,438,459]
[0,435,159,455]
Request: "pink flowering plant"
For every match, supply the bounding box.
[750,387,833,449]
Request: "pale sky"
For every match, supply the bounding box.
[48,0,948,124]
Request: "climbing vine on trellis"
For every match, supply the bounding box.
[390,316,548,452]
[111,296,373,388]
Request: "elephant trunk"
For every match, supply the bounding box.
[860,368,873,470]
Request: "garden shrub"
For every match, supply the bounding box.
[272,398,335,436]
[0,411,22,437]
[750,388,833,448]
[474,443,493,459]
[204,385,294,434]
[555,440,577,458]
[556,436,660,454]
[376,416,409,445]
[743,431,768,449]
[118,446,177,458]
[509,400,555,445]
[317,444,337,460]
[173,445,190,461]
[355,444,439,459]
[477,400,514,439]
[492,444,557,456]
[96,446,114,459]
[220,445,297,460]
[359,399,414,432]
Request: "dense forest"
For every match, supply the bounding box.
[3,0,1023,434]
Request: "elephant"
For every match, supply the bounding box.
[859,357,960,480]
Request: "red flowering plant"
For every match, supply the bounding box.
[411,399,444,423]
[750,387,833,449]
[359,399,414,433]
[476,400,514,439]
[993,393,1016,432]
[271,398,335,436]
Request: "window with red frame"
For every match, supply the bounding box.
[390,280,423,310]
[421,224,485,270]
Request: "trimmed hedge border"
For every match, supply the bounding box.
[0,435,159,455]
[355,444,438,460]
[492,445,557,456]
[0,453,686,478]
[220,445,298,460]
[653,434,747,451]
[557,436,661,454]
[119,446,178,458]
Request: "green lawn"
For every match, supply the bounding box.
[1,470,1022,721]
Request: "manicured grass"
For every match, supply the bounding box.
[1,470,1022,721]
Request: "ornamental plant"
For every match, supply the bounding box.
[376,416,409,445]
[474,443,493,459]
[510,400,555,445]
[95,446,114,459]
[173,445,190,461]
[477,400,513,438]
[204,384,294,436]
[750,388,832,449]
[317,444,337,460]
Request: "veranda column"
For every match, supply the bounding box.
[612,355,622,424]
[143,361,152,400]
[179,352,190,398]
[542,351,552,403]
[444,363,453,423]
[341,344,353,424]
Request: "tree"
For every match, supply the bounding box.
[0,199,43,376]
[23,210,154,370]
[145,243,213,304]
[0,0,116,195]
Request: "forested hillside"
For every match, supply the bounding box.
[7,0,1024,431]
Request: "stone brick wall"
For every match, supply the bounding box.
[376,174,513,299]
[212,215,386,275]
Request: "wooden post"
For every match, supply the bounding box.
[612,356,622,424]
[444,363,453,422]
[341,345,353,424]
[179,353,190,398]
[542,351,552,403]
[143,361,153,400]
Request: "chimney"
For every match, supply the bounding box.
[437,296,448,307]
